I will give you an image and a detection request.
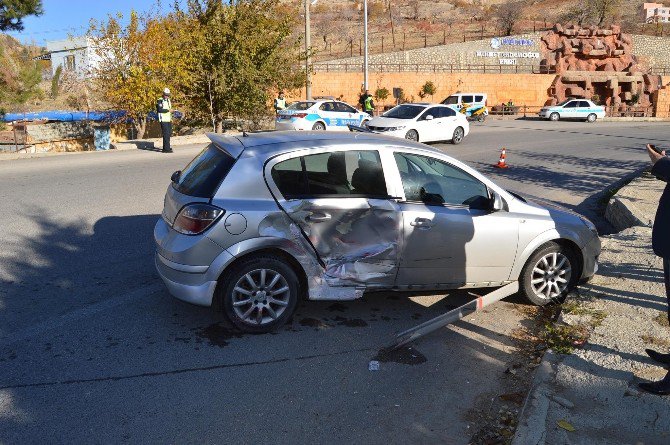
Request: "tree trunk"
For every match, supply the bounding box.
[134,116,147,140]
[215,119,223,133]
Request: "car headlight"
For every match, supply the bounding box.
[579,215,598,235]
[388,126,406,131]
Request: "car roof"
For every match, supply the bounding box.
[222,130,442,157]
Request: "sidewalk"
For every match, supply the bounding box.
[514,173,670,444]
[0,132,233,161]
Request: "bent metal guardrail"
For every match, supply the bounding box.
[313,63,556,74]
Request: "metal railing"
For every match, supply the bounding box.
[313,63,556,74]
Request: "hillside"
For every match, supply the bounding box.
[305,0,651,61]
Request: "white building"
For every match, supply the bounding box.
[642,2,670,23]
[45,36,100,78]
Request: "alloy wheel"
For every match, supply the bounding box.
[405,129,419,141]
[231,268,291,326]
[530,252,572,301]
[452,127,464,144]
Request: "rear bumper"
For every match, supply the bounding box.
[275,120,309,131]
[155,252,217,306]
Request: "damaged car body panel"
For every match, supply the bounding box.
[263,146,403,299]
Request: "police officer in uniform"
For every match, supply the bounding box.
[157,88,172,153]
[274,91,287,113]
[363,89,375,117]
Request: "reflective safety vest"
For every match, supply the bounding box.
[157,98,172,123]
[364,96,374,111]
[274,97,286,110]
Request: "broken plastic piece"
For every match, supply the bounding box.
[368,360,380,371]
[557,420,576,432]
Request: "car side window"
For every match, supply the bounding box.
[335,102,357,113]
[319,102,335,112]
[475,95,484,103]
[441,107,456,117]
[271,151,388,199]
[579,101,590,107]
[564,101,577,108]
[418,108,435,121]
[393,152,490,209]
[462,95,474,103]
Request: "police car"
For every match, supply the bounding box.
[539,99,606,123]
[275,100,371,131]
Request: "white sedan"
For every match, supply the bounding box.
[538,99,606,122]
[275,100,371,131]
[365,103,470,144]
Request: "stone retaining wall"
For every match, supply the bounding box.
[316,33,670,72]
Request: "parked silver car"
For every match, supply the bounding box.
[155,132,600,333]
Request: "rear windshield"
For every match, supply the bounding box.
[383,105,425,119]
[287,101,316,110]
[172,143,236,198]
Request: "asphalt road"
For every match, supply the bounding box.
[0,120,662,444]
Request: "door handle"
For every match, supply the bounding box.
[410,217,433,229]
[306,212,331,223]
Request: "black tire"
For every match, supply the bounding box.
[477,115,485,123]
[549,112,560,122]
[218,255,299,333]
[405,129,419,141]
[451,126,465,145]
[312,122,326,131]
[586,113,597,123]
[519,242,579,306]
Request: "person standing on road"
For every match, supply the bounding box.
[274,91,287,114]
[360,89,375,117]
[639,143,670,395]
[157,88,173,153]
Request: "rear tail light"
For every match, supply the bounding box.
[292,113,308,118]
[173,203,224,235]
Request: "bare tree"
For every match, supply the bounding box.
[495,0,524,36]
[588,0,622,26]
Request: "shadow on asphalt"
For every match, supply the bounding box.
[0,211,539,443]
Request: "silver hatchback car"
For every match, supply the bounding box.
[155,131,600,333]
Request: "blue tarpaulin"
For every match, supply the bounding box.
[2,110,183,123]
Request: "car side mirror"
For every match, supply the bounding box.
[425,115,434,121]
[490,191,506,212]
[171,170,181,183]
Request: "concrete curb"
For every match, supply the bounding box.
[511,351,559,445]
[604,172,658,231]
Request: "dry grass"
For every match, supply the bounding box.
[641,334,670,349]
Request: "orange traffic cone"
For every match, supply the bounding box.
[495,148,509,169]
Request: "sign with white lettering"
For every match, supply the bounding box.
[476,51,540,59]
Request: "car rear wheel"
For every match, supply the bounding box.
[451,126,464,144]
[549,112,560,122]
[586,113,597,123]
[405,129,419,141]
[312,122,326,131]
[519,242,579,306]
[219,256,299,333]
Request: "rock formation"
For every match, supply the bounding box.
[541,24,660,110]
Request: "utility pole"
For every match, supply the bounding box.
[364,0,369,91]
[305,0,312,100]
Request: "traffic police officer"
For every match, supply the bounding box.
[157,88,172,153]
[363,89,375,116]
[274,91,287,113]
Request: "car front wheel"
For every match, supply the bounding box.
[451,126,464,144]
[519,242,579,306]
[549,112,560,122]
[405,129,419,141]
[219,256,299,333]
[586,113,597,123]
[312,122,326,131]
